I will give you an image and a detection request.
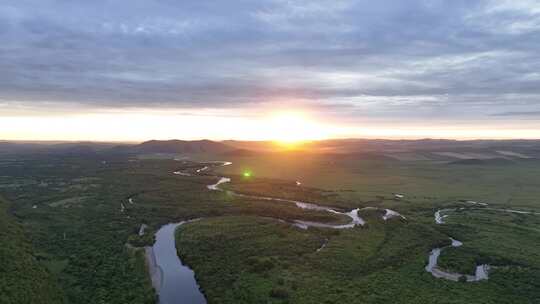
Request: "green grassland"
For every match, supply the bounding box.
[211,153,540,209]
[1,151,539,303]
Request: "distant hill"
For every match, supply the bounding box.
[48,145,100,158]
[2,138,540,158]
[448,158,515,166]
[222,148,261,156]
[308,151,396,161]
[122,139,234,154]
[0,141,116,156]
[0,141,44,154]
[222,140,279,152]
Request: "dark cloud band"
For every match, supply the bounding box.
[0,0,539,120]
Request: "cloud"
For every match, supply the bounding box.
[0,0,539,122]
[491,111,540,117]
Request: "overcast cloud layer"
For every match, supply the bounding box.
[1,0,540,122]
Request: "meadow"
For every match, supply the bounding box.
[210,152,540,209]
[1,148,539,303]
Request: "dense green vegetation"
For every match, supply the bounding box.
[176,210,540,303]
[0,197,65,304]
[1,148,539,303]
[176,216,324,302]
[437,208,540,298]
[0,155,344,303]
[0,157,168,304]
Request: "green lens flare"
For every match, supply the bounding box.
[243,171,251,177]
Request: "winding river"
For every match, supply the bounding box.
[425,237,490,282]
[205,168,370,229]
[147,221,206,304]
[429,206,492,282]
[146,159,540,302]
[146,160,405,303]
[429,203,539,282]
[151,159,534,302]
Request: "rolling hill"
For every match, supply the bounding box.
[126,139,234,154]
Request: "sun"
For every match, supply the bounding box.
[266,111,329,147]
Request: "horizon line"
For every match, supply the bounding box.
[2,137,540,144]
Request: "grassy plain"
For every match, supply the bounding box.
[1,149,539,303]
[211,153,540,209]
[189,152,540,303]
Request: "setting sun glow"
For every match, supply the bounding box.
[2,109,540,142]
[267,112,329,144]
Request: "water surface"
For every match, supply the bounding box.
[151,222,206,304]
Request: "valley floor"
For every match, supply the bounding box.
[1,153,539,303]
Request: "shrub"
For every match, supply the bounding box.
[270,287,289,299]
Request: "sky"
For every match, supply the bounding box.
[1,0,540,141]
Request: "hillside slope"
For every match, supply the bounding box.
[118,139,234,154]
[0,197,65,304]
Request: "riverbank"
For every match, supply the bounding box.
[147,222,206,304]
[145,246,163,294]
